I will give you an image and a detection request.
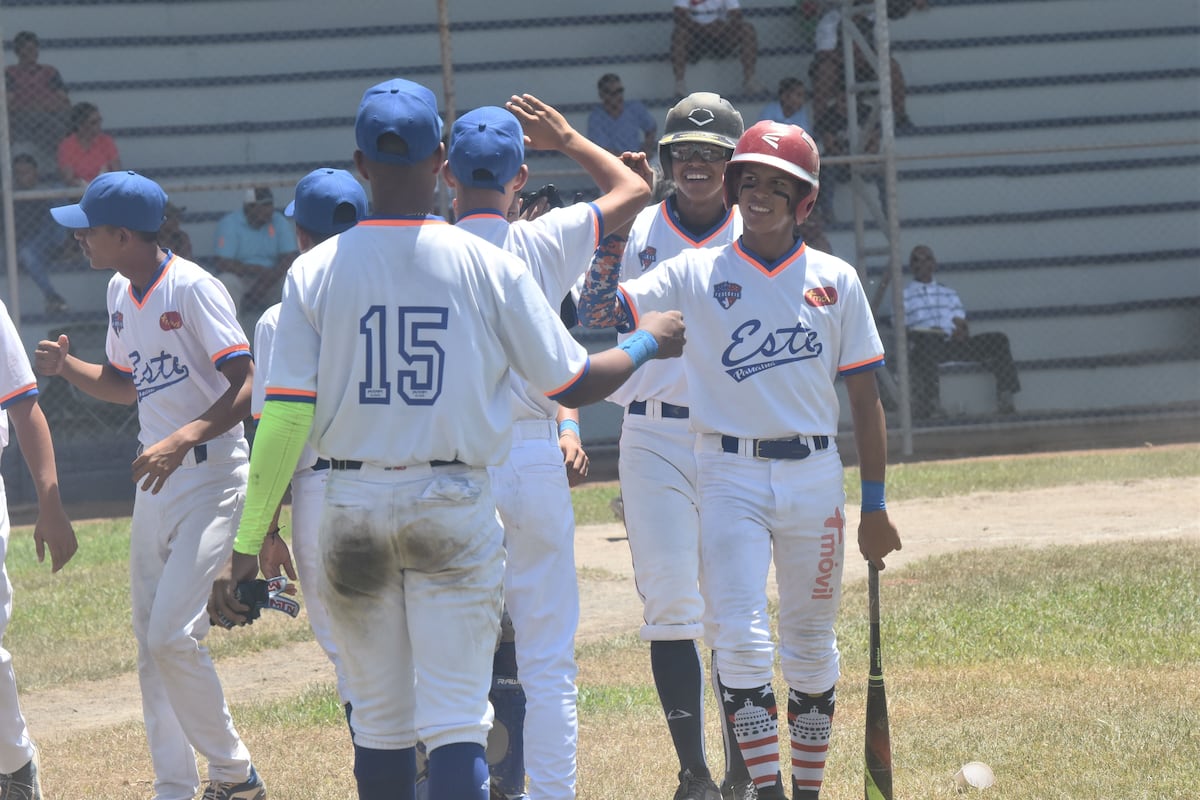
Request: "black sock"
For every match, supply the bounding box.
[711,651,750,784]
[651,639,710,778]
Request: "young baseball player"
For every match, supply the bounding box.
[577,91,751,800]
[0,297,78,800]
[581,120,902,800]
[252,167,369,720]
[443,97,651,800]
[206,78,684,800]
[34,171,266,800]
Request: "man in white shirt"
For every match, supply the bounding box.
[902,244,1021,417]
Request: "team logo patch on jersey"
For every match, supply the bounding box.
[713,281,742,309]
[804,287,839,307]
[159,311,183,331]
[639,246,657,271]
[110,311,124,337]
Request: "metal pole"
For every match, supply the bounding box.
[872,0,912,455]
[437,0,455,218]
[0,21,21,324]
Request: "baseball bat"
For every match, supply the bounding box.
[865,564,894,800]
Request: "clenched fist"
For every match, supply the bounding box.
[637,310,686,360]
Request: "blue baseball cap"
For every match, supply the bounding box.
[285,168,369,236]
[447,106,525,193]
[50,171,167,232]
[355,78,443,165]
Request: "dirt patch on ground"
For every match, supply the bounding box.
[20,474,1199,742]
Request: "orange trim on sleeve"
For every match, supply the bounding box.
[617,285,639,329]
[211,344,251,364]
[839,354,886,373]
[0,383,37,405]
[265,387,317,400]
[544,363,589,398]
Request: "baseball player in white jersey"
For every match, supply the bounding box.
[586,121,902,800]
[577,92,754,800]
[444,97,651,800]
[0,297,78,800]
[206,78,684,800]
[251,168,369,720]
[34,171,266,800]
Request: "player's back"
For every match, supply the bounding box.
[272,218,588,467]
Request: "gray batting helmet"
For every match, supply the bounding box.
[658,92,745,174]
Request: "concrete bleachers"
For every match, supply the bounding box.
[3,0,1197,439]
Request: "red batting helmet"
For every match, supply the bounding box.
[723,120,821,223]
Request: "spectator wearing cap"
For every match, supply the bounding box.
[758,76,812,131]
[585,73,657,157]
[158,202,194,261]
[250,168,367,733]
[213,186,298,317]
[444,97,650,800]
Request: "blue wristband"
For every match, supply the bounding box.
[861,480,886,513]
[558,419,581,438]
[618,328,659,370]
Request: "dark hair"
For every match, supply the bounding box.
[12,153,37,170]
[69,102,100,133]
[375,132,410,157]
[597,73,620,92]
[14,31,38,49]
[778,77,804,97]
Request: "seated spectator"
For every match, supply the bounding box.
[901,244,1020,417]
[213,187,298,318]
[158,202,194,261]
[4,31,71,161]
[56,101,121,186]
[758,76,811,130]
[586,73,657,156]
[9,153,70,313]
[811,9,912,134]
[671,0,764,98]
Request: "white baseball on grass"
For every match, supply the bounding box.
[954,761,995,791]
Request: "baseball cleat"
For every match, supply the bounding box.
[0,747,41,800]
[201,764,266,800]
[674,768,722,800]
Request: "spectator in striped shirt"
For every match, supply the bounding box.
[902,244,1020,417]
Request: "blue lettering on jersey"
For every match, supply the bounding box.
[722,319,823,382]
[130,349,190,399]
[714,281,742,309]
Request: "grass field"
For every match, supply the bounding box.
[5,445,1199,797]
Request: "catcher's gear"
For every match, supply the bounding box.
[658,92,744,175]
[216,576,301,628]
[724,120,821,223]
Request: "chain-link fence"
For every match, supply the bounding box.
[1,0,1197,503]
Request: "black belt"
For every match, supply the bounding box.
[628,400,690,419]
[311,458,330,471]
[720,435,830,460]
[137,443,207,463]
[330,459,462,471]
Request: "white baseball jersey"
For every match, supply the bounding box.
[105,253,251,446]
[675,0,741,25]
[456,202,600,421]
[619,239,884,437]
[252,303,321,471]
[0,298,37,449]
[606,199,742,408]
[264,217,590,467]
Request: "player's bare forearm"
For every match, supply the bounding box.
[557,406,589,487]
[8,397,78,571]
[845,370,888,481]
[577,233,631,329]
[35,336,137,405]
[132,355,253,494]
